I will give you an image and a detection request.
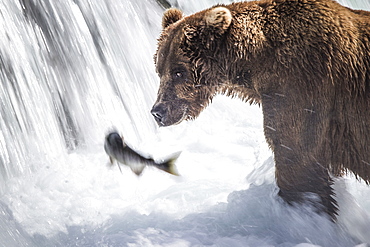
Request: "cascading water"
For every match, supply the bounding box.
[1,0,370,246]
[0,0,163,190]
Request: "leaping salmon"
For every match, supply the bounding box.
[104,131,180,176]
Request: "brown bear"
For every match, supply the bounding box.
[151,0,370,220]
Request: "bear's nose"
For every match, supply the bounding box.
[151,103,167,126]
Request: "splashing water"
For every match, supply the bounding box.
[0,0,370,246]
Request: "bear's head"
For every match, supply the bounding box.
[151,7,233,126]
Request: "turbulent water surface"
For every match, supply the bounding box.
[0,0,370,246]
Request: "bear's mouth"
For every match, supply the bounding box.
[151,103,188,127]
[170,107,188,126]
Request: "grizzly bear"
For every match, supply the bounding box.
[151,0,370,220]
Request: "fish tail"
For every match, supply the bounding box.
[159,152,181,176]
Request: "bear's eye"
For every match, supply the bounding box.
[172,70,187,81]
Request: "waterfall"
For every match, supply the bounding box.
[0,0,166,192]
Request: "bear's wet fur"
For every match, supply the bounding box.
[151,0,370,220]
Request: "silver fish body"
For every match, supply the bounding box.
[104,131,179,176]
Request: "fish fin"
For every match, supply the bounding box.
[117,163,123,174]
[159,151,181,176]
[106,157,115,168]
[130,164,145,176]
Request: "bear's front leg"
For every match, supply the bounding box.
[261,93,338,220]
[274,147,338,220]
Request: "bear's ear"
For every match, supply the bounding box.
[204,7,232,34]
[162,8,183,29]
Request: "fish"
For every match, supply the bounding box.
[104,131,180,176]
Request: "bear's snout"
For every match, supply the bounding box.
[151,103,168,126]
